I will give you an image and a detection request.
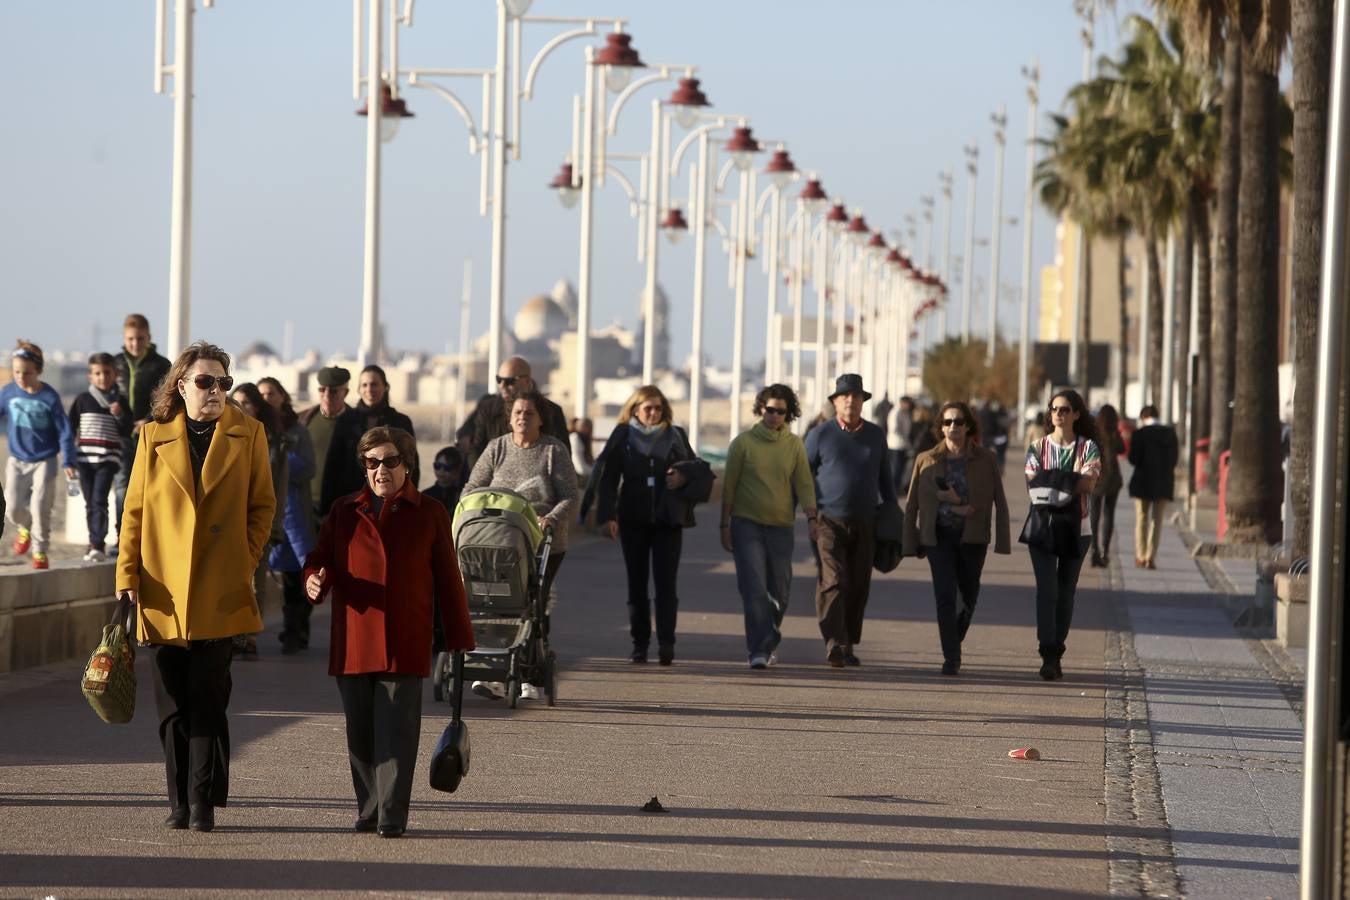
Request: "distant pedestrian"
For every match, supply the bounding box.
[355,366,418,485]
[722,384,817,669]
[1089,404,1126,568]
[112,314,172,540]
[116,341,276,832]
[1024,389,1100,681]
[231,382,288,661]
[978,400,1010,471]
[69,352,133,561]
[886,395,916,494]
[257,377,318,654]
[569,417,595,481]
[1127,404,1179,570]
[595,385,711,666]
[904,400,1010,675]
[299,366,365,518]
[2,341,77,569]
[422,445,466,517]
[804,374,897,667]
[304,426,474,839]
[457,357,569,469]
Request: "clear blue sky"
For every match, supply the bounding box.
[2,0,1148,368]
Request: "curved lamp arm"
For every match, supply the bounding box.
[606,64,694,135]
[406,73,486,152]
[604,163,641,217]
[521,24,601,100]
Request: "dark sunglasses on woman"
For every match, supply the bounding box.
[363,455,402,470]
[190,375,234,393]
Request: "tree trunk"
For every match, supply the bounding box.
[1080,237,1093,399]
[1289,0,1333,560]
[1118,231,1129,415]
[1192,192,1213,488]
[1147,235,1165,408]
[1209,32,1241,490]
[1174,213,1194,459]
[1227,2,1284,544]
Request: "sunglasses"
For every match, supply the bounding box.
[363,455,403,470]
[1050,405,1074,416]
[189,375,234,393]
[762,406,788,416]
[496,375,519,386]
[942,418,965,427]
[433,461,457,471]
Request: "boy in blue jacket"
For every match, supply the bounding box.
[2,341,77,569]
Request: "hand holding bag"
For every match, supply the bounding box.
[81,593,137,724]
[429,651,471,792]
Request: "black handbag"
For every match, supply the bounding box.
[428,651,470,793]
[1019,505,1085,558]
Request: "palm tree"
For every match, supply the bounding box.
[1289,0,1334,560]
[1226,0,1289,543]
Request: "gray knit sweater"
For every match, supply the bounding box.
[464,434,578,552]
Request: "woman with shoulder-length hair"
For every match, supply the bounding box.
[595,385,704,666]
[721,384,817,669]
[903,400,1011,675]
[1088,403,1125,568]
[1023,388,1101,680]
[304,426,474,838]
[116,341,276,832]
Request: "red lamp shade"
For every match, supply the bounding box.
[667,77,711,128]
[763,148,797,189]
[594,32,645,91]
[825,201,849,230]
[799,178,828,212]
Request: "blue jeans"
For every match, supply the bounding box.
[1028,537,1091,657]
[730,517,795,657]
[78,461,119,549]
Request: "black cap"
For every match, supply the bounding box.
[316,366,351,388]
[828,373,871,401]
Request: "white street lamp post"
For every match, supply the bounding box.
[1017,60,1040,433]
[689,129,712,452]
[987,107,1008,362]
[938,169,954,341]
[154,0,213,357]
[358,0,384,367]
[960,144,979,344]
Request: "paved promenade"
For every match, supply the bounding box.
[0,462,1305,898]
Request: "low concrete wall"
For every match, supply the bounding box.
[0,563,283,674]
[0,562,118,673]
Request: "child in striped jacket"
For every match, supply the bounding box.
[68,353,132,561]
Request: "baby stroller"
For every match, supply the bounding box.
[433,487,557,709]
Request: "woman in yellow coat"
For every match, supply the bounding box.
[116,341,275,833]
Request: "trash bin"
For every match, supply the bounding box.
[1193,437,1211,493]
[1216,449,1232,541]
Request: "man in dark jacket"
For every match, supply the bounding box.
[1127,404,1179,570]
[112,313,172,539]
[355,365,418,486]
[457,356,568,468]
[299,366,366,519]
[804,374,897,668]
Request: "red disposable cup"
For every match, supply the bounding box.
[1008,747,1040,760]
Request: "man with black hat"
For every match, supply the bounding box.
[299,366,366,518]
[457,356,569,469]
[804,373,897,667]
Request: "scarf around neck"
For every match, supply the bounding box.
[87,384,114,410]
[628,417,673,459]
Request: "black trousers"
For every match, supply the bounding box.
[925,529,988,665]
[619,521,684,650]
[280,570,312,647]
[153,639,234,810]
[76,461,119,549]
[1088,491,1120,559]
[815,513,876,651]
[1029,537,1092,658]
[336,673,423,830]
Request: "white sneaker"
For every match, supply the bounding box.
[766,652,778,668]
[749,654,768,670]
[471,680,504,700]
[519,683,541,701]
[84,549,107,563]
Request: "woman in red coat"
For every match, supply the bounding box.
[305,426,473,838]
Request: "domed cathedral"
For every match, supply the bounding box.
[633,284,671,373]
[551,279,578,329]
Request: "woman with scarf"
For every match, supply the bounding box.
[595,385,708,666]
[721,384,816,669]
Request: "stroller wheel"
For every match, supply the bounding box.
[432,652,449,703]
[506,676,521,710]
[544,651,558,707]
